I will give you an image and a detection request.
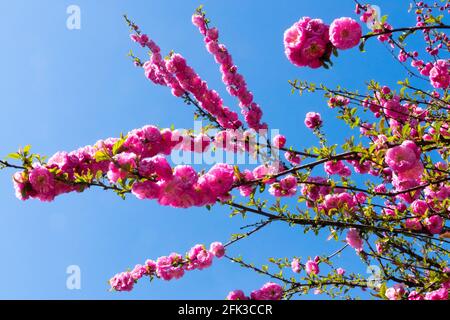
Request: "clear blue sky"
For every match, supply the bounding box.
[0,0,422,299]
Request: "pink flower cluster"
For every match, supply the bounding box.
[429,59,450,89]
[226,282,283,300]
[130,33,184,97]
[324,160,351,177]
[328,95,350,108]
[131,33,242,130]
[284,151,302,165]
[389,281,449,300]
[192,14,267,130]
[405,199,444,234]
[284,17,361,68]
[166,53,242,129]
[321,192,360,215]
[12,125,239,208]
[13,142,113,202]
[144,162,236,208]
[300,176,331,207]
[110,242,225,292]
[290,257,323,276]
[284,17,332,68]
[268,175,297,197]
[385,140,424,195]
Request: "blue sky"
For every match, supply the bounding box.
[0,0,424,299]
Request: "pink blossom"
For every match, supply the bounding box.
[131,181,160,200]
[410,199,428,216]
[226,290,248,300]
[385,140,421,174]
[250,282,283,300]
[385,284,405,300]
[425,288,448,300]
[130,264,148,280]
[269,175,297,197]
[209,242,225,258]
[138,156,173,180]
[107,152,137,183]
[291,258,301,273]
[429,59,450,89]
[324,160,350,176]
[336,268,346,275]
[284,17,331,69]
[383,96,408,121]
[12,172,31,201]
[28,165,55,201]
[301,37,327,63]
[272,134,286,149]
[109,272,134,292]
[145,259,157,274]
[187,245,214,270]
[284,151,301,165]
[204,163,234,196]
[408,291,424,300]
[346,228,363,252]
[304,112,322,129]
[424,215,443,234]
[174,165,198,187]
[329,17,362,50]
[376,242,384,254]
[156,253,185,281]
[305,259,319,275]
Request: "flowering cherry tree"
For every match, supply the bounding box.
[1,1,450,300]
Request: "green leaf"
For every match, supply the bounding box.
[6,153,21,160]
[94,150,110,162]
[23,145,31,155]
[112,138,125,155]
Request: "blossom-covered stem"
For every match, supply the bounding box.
[1,159,127,193]
[290,81,446,123]
[412,0,443,61]
[192,7,268,131]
